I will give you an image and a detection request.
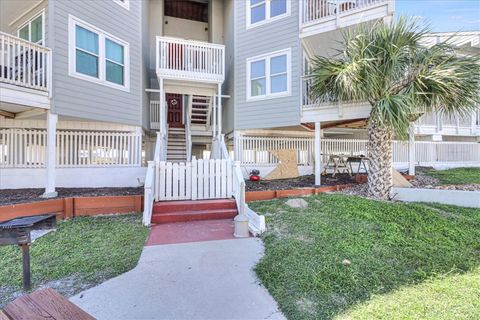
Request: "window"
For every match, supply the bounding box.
[247,0,289,28]
[17,11,45,45]
[112,0,130,10]
[69,15,129,91]
[247,49,291,100]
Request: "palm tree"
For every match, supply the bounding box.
[308,17,480,199]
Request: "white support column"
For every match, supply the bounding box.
[212,94,217,139]
[217,83,222,138]
[42,111,58,198]
[408,124,415,176]
[158,78,165,133]
[315,121,322,185]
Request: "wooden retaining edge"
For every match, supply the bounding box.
[0,195,143,222]
[245,184,355,202]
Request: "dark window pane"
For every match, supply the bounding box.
[76,49,98,77]
[106,61,124,85]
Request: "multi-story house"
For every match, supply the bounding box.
[1,0,479,203]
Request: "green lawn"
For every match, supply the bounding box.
[423,167,480,185]
[0,214,148,307]
[250,195,480,320]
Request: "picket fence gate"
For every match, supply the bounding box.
[154,159,233,201]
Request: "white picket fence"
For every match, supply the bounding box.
[235,135,480,166]
[154,159,233,201]
[0,128,142,168]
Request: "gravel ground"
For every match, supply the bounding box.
[410,167,480,191]
[245,174,357,192]
[0,187,144,206]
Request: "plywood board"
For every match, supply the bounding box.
[392,167,413,188]
[265,149,299,180]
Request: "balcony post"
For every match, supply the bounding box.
[159,78,165,134]
[42,110,58,198]
[315,121,322,185]
[408,123,415,176]
[217,83,222,137]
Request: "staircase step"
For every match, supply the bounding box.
[151,209,237,223]
[154,199,236,212]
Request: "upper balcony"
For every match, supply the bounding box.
[156,36,225,84]
[415,110,480,137]
[0,32,51,112]
[300,0,394,39]
[301,78,371,123]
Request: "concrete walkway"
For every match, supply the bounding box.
[71,238,285,320]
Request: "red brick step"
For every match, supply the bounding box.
[152,199,238,224]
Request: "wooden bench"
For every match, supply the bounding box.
[2,288,94,320]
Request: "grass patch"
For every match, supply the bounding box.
[423,167,480,185]
[336,268,480,320]
[0,214,148,307]
[250,194,480,319]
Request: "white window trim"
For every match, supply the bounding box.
[68,15,130,92]
[246,0,291,29]
[246,48,291,101]
[112,0,130,10]
[17,10,45,45]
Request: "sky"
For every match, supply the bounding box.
[395,0,480,32]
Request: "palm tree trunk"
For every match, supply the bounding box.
[367,122,394,199]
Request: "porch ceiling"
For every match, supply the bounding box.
[0,0,43,32]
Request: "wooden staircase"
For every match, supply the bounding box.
[191,95,210,126]
[151,199,238,224]
[167,127,187,162]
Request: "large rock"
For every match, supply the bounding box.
[285,198,309,209]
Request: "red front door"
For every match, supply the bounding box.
[166,93,183,128]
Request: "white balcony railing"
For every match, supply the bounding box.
[0,32,51,93]
[302,0,388,25]
[156,36,225,83]
[415,110,480,135]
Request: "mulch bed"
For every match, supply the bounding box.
[0,187,144,206]
[245,174,357,192]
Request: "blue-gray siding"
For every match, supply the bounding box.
[50,0,143,126]
[233,0,301,130]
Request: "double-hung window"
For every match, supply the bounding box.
[18,11,44,45]
[69,15,129,91]
[247,0,289,28]
[247,49,291,100]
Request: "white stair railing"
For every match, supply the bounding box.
[232,161,266,235]
[143,130,167,226]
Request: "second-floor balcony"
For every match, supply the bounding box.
[156,36,225,84]
[300,0,393,37]
[302,78,480,136]
[0,32,51,110]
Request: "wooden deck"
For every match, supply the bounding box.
[2,288,94,320]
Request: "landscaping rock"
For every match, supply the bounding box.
[285,198,309,209]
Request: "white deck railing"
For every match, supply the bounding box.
[235,135,480,165]
[156,36,225,83]
[302,0,388,25]
[415,110,480,134]
[0,128,142,168]
[0,32,51,93]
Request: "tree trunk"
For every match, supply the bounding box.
[367,122,394,199]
